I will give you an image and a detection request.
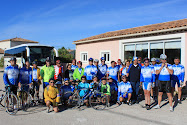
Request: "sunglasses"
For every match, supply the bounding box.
[82,79,86,80]
[138,60,141,61]
[50,82,55,83]
[65,82,69,83]
[145,62,149,63]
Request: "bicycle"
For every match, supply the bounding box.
[0,86,19,115]
[64,87,108,110]
[17,84,33,111]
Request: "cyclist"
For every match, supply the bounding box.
[150,58,158,101]
[117,59,123,70]
[120,60,130,81]
[40,57,55,89]
[140,58,155,110]
[98,57,108,80]
[90,76,100,89]
[60,78,74,106]
[71,59,78,71]
[84,58,98,83]
[54,60,63,90]
[3,57,19,99]
[117,75,132,105]
[32,61,41,102]
[73,61,84,81]
[171,57,185,104]
[138,57,144,67]
[100,77,110,107]
[154,54,173,112]
[18,61,32,92]
[65,64,74,83]
[126,57,141,104]
[44,78,60,113]
[76,76,90,106]
[107,61,119,84]
[107,76,117,103]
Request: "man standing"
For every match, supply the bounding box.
[54,60,63,90]
[154,54,173,112]
[171,57,185,104]
[73,61,84,81]
[117,59,122,70]
[107,61,119,84]
[126,57,141,104]
[3,57,19,95]
[98,57,108,80]
[84,58,98,83]
[71,59,78,71]
[19,61,32,92]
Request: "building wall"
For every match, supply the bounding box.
[76,40,119,67]
[11,41,34,47]
[0,41,11,50]
[185,33,187,82]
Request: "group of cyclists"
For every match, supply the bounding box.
[3,53,186,113]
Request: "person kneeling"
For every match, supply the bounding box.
[60,78,74,106]
[117,75,132,106]
[44,78,60,113]
[100,77,111,107]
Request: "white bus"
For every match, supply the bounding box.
[4,44,58,67]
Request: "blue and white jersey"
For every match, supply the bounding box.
[107,66,119,81]
[140,65,155,83]
[172,64,185,82]
[122,67,128,76]
[84,65,98,80]
[3,65,20,86]
[98,64,108,80]
[60,85,75,98]
[107,82,118,92]
[71,65,78,71]
[155,63,173,81]
[117,65,122,70]
[19,67,32,84]
[150,64,158,79]
[117,81,132,100]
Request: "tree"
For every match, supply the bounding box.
[58,47,73,63]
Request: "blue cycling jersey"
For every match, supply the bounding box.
[155,63,173,81]
[71,65,78,71]
[150,64,158,79]
[140,65,155,83]
[76,82,90,97]
[84,65,98,80]
[60,85,75,99]
[98,64,108,80]
[122,67,128,76]
[3,65,20,86]
[19,67,32,84]
[172,64,185,82]
[107,82,118,92]
[116,65,122,70]
[117,81,132,100]
[107,66,118,82]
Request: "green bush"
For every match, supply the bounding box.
[0,57,4,67]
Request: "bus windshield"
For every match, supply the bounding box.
[30,46,54,66]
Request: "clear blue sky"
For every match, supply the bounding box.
[0,0,186,49]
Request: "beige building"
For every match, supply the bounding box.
[0,37,38,50]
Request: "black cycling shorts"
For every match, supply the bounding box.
[158,81,171,93]
[9,85,18,95]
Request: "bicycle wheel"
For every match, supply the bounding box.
[4,93,18,115]
[65,91,80,107]
[89,92,108,110]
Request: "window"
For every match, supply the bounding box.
[150,42,163,59]
[124,44,135,61]
[165,41,181,64]
[101,51,110,62]
[136,43,148,62]
[123,40,181,64]
[81,52,88,62]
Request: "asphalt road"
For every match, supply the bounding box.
[0,68,186,125]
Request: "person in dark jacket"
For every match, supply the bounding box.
[126,57,141,104]
[65,64,74,82]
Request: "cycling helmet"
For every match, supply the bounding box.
[89,58,93,61]
[151,58,156,62]
[101,57,105,61]
[94,59,99,63]
[160,54,167,60]
[132,57,138,61]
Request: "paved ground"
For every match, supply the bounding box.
[0,68,186,125]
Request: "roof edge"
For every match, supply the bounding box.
[73,26,187,44]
